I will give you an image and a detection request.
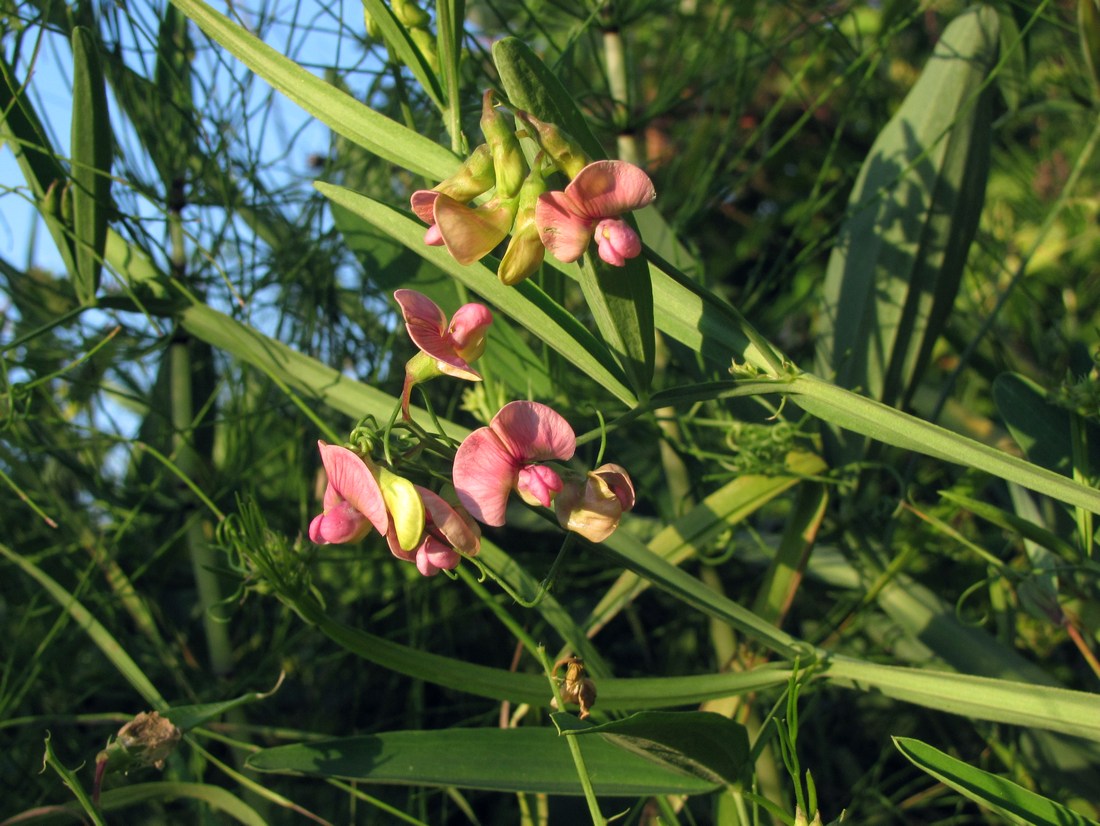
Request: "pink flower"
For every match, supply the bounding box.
[309,441,477,577]
[308,442,390,544]
[554,463,635,543]
[395,289,492,419]
[412,190,519,265]
[388,488,481,576]
[535,160,656,266]
[395,289,492,381]
[453,401,576,526]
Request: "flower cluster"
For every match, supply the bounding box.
[410,93,656,284]
[308,290,635,576]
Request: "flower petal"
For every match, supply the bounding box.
[316,442,388,535]
[410,190,439,224]
[378,467,426,551]
[535,190,593,264]
[417,537,461,576]
[448,303,493,358]
[594,218,642,266]
[434,194,515,265]
[564,160,656,220]
[395,290,481,381]
[489,401,576,465]
[592,463,636,511]
[453,427,517,526]
[309,504,371,544]
[419,487,481,555]
[516,463,563,508]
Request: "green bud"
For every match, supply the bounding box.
[498,164,547,286]
[409,27,439,74]
[480,90,527,198]
[515,110,590,179]
[436,143,495,203]
[392,0,431,27]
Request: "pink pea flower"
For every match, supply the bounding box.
[388,487,481,576]
[395,289,493,418]
[554,463,635,543]
[308,442,390,544]
[411,190,519,265]
[535,160,656,266]
[453,401,576,526]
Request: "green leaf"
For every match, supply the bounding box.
[825,658,1100,743]
[786,374,1100,516]
[70,26,112,305]
[246,727,723,795]
[556,711,751,787]
[42,732,107,826]
[165,678,283,733]
[815,5,998,453]
[894,737,1100,825]
[315,181,636,405]
[494,37,654,395]
[939,489,1088,566]
[168,0,456,179]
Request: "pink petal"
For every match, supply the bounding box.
[564,160,656,221]
[594,218,642,266]
[516,463,564,508]
[424,224,444,246]
[489,401,576,465]
[448,303,493,356]
[433,194,515,266]
[592,463,635,511]
[418,487,481,555]
[395,289,480,380]
[410,190,439,224]
[317,442,388,535]
[418,537,461,575]
[309,505,371,544]
[453,427,519,526]
[535,190,594,264]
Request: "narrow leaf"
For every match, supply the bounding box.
[246,728,723,795]
[895,737,1100,825]
[362,0,444,110]
[825,658,1100,743]
[70,26,113,304]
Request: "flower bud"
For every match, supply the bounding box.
[515,110,590,179]
[555,463,635,542]
[481,90,527,198]
[498,164,547,286]
[408,27,439,74]
[392,0,431,28]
